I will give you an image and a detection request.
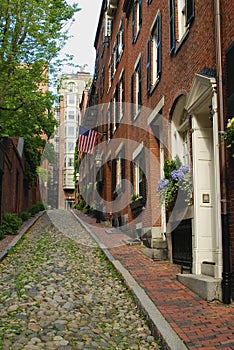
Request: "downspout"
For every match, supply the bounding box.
[214,0,231,304]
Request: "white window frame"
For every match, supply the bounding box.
[67,94,76,106]
[67,110,75,120]
[177,0,186,42]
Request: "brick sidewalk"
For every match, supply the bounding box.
[73,209,234,350]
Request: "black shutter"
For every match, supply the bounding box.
[131,73,135,118]
[121,149,125,191]
[169,0,175,55]
[122,71,125,102]
[139,151,147,205]
[139,0,142,26]
[121,17,125,51]
[226,42,234,116]
[130,161,134,191]
[157,12,162,76]
[146,38,151,91]
[186,0,195,26]
[138,57,142,105]
[112,159,117,196]
[132,4,135,42]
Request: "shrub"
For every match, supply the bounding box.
[0,213,22,236]
[19,211,31,221]
[30,201,45,216]
[75,199,86,210]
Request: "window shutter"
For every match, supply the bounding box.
[139,0,142,26]
[112,159,117,195]
[139,151,147,205]
[141,172,147,206]
[122,71,125,102]
[138,57,142,105]
[131,73,135,117]
[121,17,125,50]
[132,5,135,42]
[226,42,234,116]
[157,12,162,76]
[121,150,125,191]
[186,0,195,26]
[130,161,134,190]
[169,0,175,55]
[146,38,151,91]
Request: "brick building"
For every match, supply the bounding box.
[0,137,41,220]
[78,0,234,302]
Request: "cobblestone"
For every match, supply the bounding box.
[0,210,160,349]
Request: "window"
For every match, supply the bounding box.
[169,0,195,55]
[131,57,142,118]
[68,158,74,167]
[116,17,124,64]
[67,94,76,105]
[68,126,75,137]
[68,110,75,120]
[100,65,104,98]
[67,141,74,151]
[112,149,125,197]
[147,12,162,92]
[104,14,112,38]
[68,82,75,92]
[119,71,125,121]
[132,0,142,43]
[171,96,190,167]
[132,155,147,206]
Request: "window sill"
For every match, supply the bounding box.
[148,77,160,96]
[132,107,142,121]
[132,28,141,45]
[174,29,190,55]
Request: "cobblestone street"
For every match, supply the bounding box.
[0,210,160,350]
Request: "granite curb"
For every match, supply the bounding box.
[0,211,45,261]
[71,210,188,350]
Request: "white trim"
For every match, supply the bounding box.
[105,150,111,162]
[134,53,142,70]
[133,142,144,160]
[115,142,124,156]
[148,96,165,125]
[150,10,160,32]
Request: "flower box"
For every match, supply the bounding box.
[130,198,144,211]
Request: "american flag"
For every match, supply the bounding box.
[77,126,98,154]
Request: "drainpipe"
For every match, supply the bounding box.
[214,0,231,304]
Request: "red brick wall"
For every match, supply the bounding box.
[0,138,41,219]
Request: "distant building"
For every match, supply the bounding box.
[56,71,92,210]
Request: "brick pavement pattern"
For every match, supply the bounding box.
[73,210,234,350]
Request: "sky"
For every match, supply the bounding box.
[59,0,103,75]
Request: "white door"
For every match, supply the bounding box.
[193,125,216,274]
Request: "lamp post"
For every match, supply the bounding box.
[95,153,102,223]
[75,172,80,205]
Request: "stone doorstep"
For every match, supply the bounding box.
[141,246,168,261]
[177,273,222,302]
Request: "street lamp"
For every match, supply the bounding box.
[95,153,102,223]
[95,153,102,169]
[75,172,80,205]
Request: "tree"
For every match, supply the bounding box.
[0,0,80,183]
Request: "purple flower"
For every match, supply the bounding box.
[171,169,185,180]
[180,165,189,174]
[157,179,169,192]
